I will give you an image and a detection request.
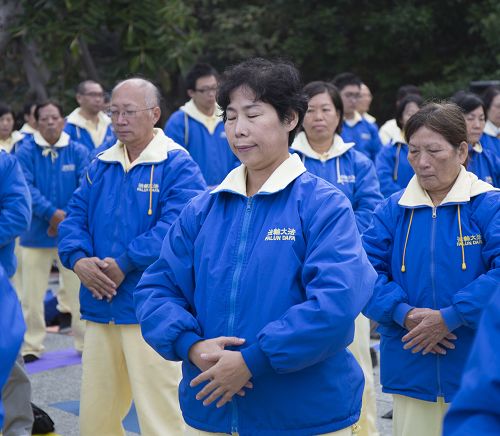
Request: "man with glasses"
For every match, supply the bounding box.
[333,73,382,161]
[64,80,116,152]
[58,78,206,436]
[164,63,239,186]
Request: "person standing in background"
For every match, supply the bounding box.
[480,86,500,152]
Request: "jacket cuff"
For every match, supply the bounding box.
[393,302,414,328]
[241,343,274,378]
[175,331,203,362]
[440,306,464,331]
[45,205,57,222]
[116,252,135,275]
[69,251,88,270]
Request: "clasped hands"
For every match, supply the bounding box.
[188,337,253,408]
[402,308,457,355]
[74,257,125,301]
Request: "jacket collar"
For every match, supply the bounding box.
[20,124,37,135]
[97,128,186,171]
[211,153,306,197]
[390,128,406,145]
[66,108,111,129]
[483,120,500,137]
[291,131,355,161]
[34,131,70,148]
[180,99,222,134]
[399,166,498,208]
[471,142,483,153]
[363,112,377,124]
[344,111,363,127]
[0,131,24,152]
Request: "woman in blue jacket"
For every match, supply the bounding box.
[452,92,499,187]
[291,81,381,436]
[480,86,500,151]
[135,58,377,436]
[375,94,423,198]
[363,103,500,436]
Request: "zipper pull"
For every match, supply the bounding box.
[432,207,437,218]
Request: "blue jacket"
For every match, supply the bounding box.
[135,154,377,436]
[58,129,206,324]
[467,143,499,188]
[0,152,31,277]
[16,132,89,248]
[164,100,239,186]
[64,109,116,153]
[363,168,500,402]
[291,132,382,233]
[480,120,499,152]
[340,112,383,161]
[443,288,500,435]
[0,264,26,428]
[376,138,415,198]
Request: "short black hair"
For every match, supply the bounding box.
[396,94,424,129]
[451,92,486,116]
[76,80,102,95]
[396,85,421,103]
[331,72,362,92]
[0,102,14,118]
[482,86,500,111]
[217,58,307,147]
[34,101,64,121]
[303,81,344,134]
[185,63,218,91]
[23,102,37,117]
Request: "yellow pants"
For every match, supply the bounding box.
[185,424,355,435]
[80,322,184,436]
[348,314,379,436]
[20,247,84,356]
[392,394,449,436]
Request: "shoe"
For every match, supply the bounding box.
[23,354,39,363]
[58,312,72,334]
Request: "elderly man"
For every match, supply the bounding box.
[58,78,206,436]
[164,63,238,186]
[64,80,116,152]
[16,101,89,362]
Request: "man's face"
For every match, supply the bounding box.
[188,75,218,114]
[109,82,160,147]
[37,104,65,145]
[340,84,361,119]
[77,83,105,115]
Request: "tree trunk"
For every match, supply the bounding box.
[22,39,49,101]
[78,35,100,82]
[0,0,21,54]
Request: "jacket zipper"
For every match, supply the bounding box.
[227,196,254,434]
[430,206,443,397]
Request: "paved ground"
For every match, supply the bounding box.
[27,331,393,436]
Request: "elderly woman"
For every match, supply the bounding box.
[291,80,382,436]
[135,59,376,436]
[452,92,499,187]
[480,86,500,151]
[376,94,423,197]
[363,103,500,436]
[0,103,24,153]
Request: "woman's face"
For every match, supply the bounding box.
[0,113,15,141]
[407,126,468,197]
[465,106,486,144]
[487,94,500,128]
[401,102,420,127]
[302,92,339,144]
[224,86,297,173]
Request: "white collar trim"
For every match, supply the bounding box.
[66,108,111,129]
[291,132,355,161]
[211,153,306,197]
[180,99,222,134]
[483,120,499,137]
[344,111,363,127]
[98,128,186,171]
[399,166,498,207]
[34,131,70,148]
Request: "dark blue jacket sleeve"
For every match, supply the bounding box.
[0,155,31,247]
[352,153,383,233]
[57,163,96,269]
[443,288,500,435]
[115,151,206,274]
[164,111,187,148]
[241,190,377,377]
[362,199,412,327]
[376,145,402,198]
[440,192,500,331]
[368,122,383,161]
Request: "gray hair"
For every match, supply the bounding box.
[112,78,161,108]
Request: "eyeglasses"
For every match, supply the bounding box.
[107,108,155,119]
[342,92,361,100]
[195,86,218,95]
[82,92,104,98]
